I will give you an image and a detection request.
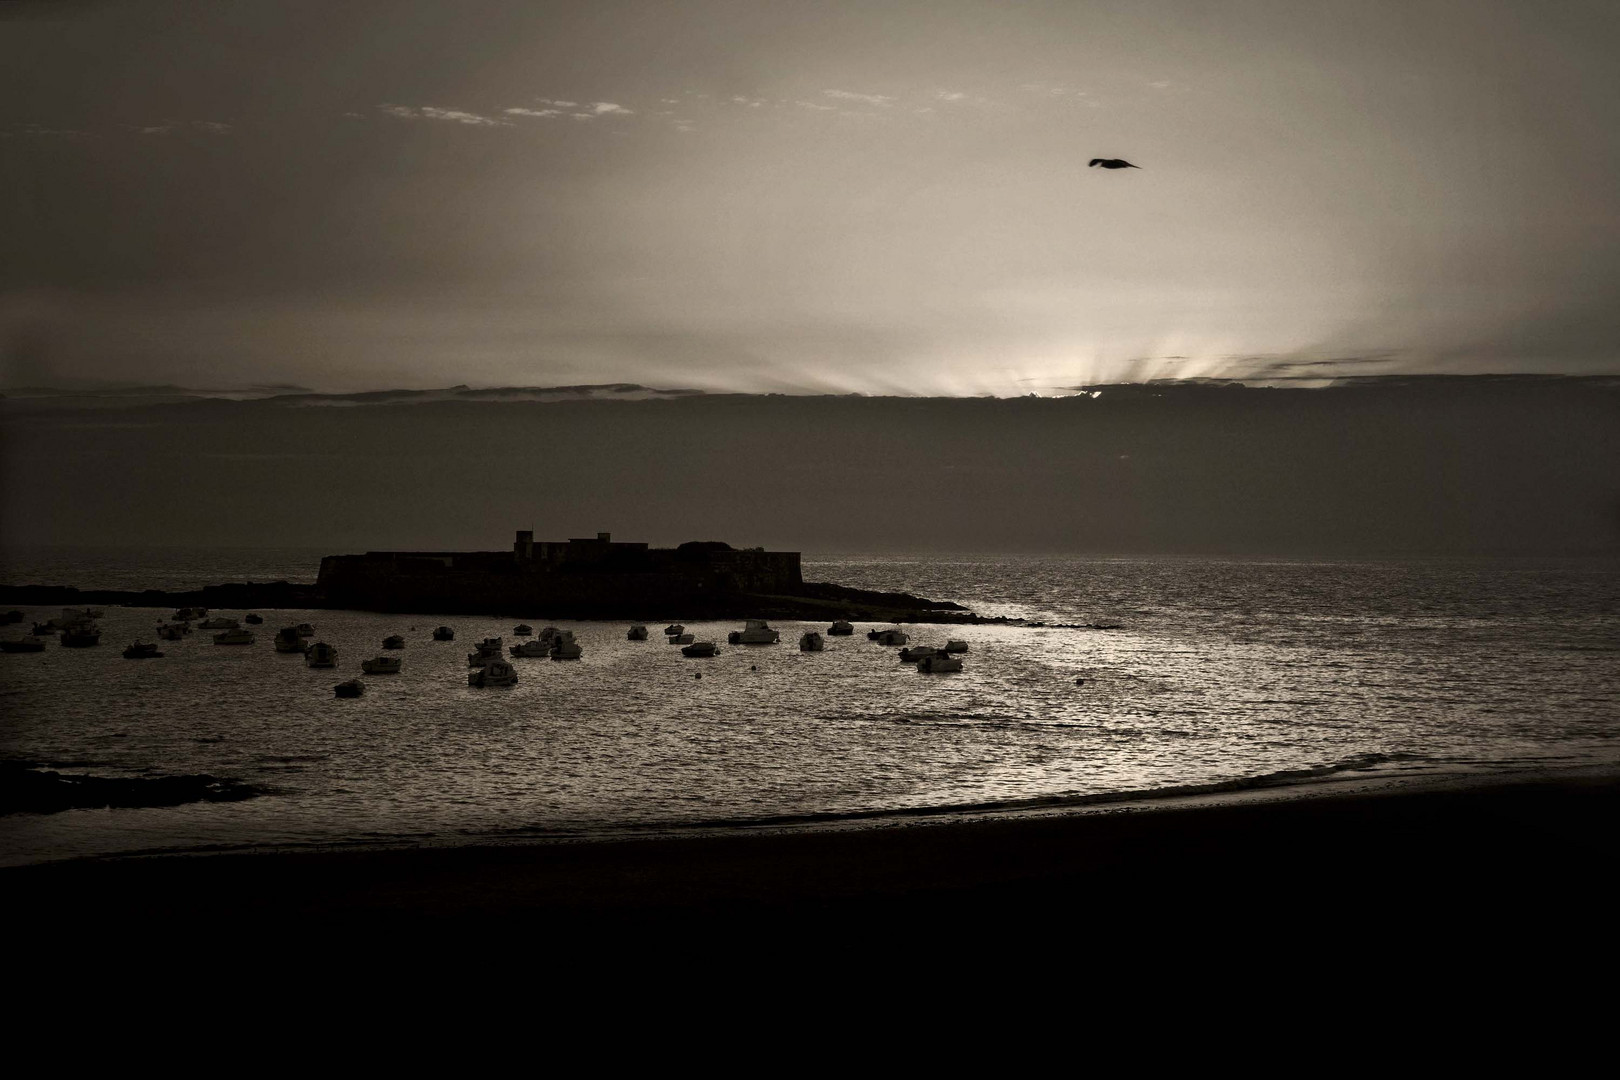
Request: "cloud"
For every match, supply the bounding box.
[822,89,893,107]
[536,99,578,108]
[504,107,562,118]
[190,121,232,135]
[592,102,632,115]
[935,90,968,102]
[378,105,508,126]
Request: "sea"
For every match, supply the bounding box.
[2,547,1618,867]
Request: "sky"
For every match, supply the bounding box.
[3,0,1618,395]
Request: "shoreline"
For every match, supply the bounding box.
[8,765,1614,927]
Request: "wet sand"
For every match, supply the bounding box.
[8,772,1615,941]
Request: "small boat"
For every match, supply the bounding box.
[669,633,694,645]
[62,607,101,624]
[60,625,101,647]
[294,623,316,637]
[800,632,825,652]
[213,628,255,645]
[156,624,186,641]
[513,624,533,636]
[727,619,780,645]
[468,659,518,687]
[361,655,402,674]
[334,679,365,698]
[432,626,455,641]
[549,631,583,660]
[123,641,163,659]
[917,654,963,673]
[663,624,685,637]
[0,610,23,625]
[899,646,939,663]
[382,634,406,649]
[1,635,47,653]
[508,639,550,658]
[33,621,61,635]
[174,607,207,621]
[827,619,855,636]
[198,617,239,630]
[467,637,504,665]
[943,640,969,653]
[627,625,649,641]
[245,613,264,625]
[682,641,721,657]
[273,628,305,653]
[873,629,908,646]
[305,641,338,666]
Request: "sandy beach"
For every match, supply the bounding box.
[8,771,1614,941]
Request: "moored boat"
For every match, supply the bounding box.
[468,659,518,686]
[334,679,365,698]
[432,626,455,641]
[513,624,533,636]
[873,629,909,646]
[669,632,694,645]
[800,631,825,652]
[361,655,401,674]
[60,625,101,647]
[304,640,338,666]
[382,634,406,649]
[943,640,969,653]
[1,635,47,653]
[245,613,264,625]
[549,630,583,660]
[899,646,939,663]
[508,639,550,658]
[681,641,721,657]
[627,625,649,641]
[728,619,781,645]
[468,637,504,665]
[828,619,855,636]
[198,617,239,630]
[273,627,305,653]
[294,623,316,637]
[663,624,685,637]
[156,624,186,641]
[213,628,255,645]
[917,654,963,673]
[123,641,163,659]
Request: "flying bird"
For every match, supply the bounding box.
[1089,158,1141,169]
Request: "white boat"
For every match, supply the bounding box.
[305,641,338,666]
[827,619,855,636]
[944,640,969,653]
[361,656,402,674]
[800,632,825,652]
[873,629,909,646]
[681,641,721,657]
[469,659,518,686]
[918,654,963,673]
[549,631,583,660]
[669,633,694,645]
[198,617,239,630]
[627,625,649,641]
[728,619,780,645]
[214,628,255,646]
[508,639,550,658]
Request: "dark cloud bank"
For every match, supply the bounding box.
[3,377,1617,559]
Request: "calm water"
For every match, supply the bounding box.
[3,550,1618,866]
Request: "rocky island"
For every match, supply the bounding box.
[0,531,982,623]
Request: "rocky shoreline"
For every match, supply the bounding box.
[0,579,1012,624]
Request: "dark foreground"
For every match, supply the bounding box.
[8,773,1615,943]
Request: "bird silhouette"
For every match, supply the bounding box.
[1089,158,1141,169]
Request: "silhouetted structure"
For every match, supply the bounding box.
[1088,158,1140,169]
